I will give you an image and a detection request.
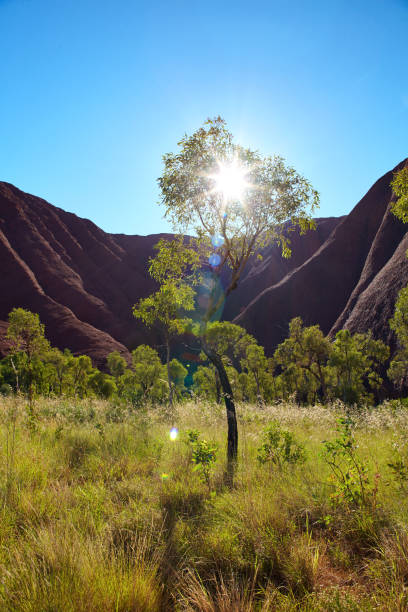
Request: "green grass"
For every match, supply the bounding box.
[1,395,408,610]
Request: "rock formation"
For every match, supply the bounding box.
[0,158,407,365]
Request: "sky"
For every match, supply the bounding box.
[0,0,407,236]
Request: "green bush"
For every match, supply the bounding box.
[257,421,305,468]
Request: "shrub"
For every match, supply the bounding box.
[0,383,13,396]
[186,429,218,490]
[322,416,379,509]
[257,421,305,468]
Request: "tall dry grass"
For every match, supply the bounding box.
[0,395,408,610]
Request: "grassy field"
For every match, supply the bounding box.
[1,396,408,611]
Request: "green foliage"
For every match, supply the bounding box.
[388,286,408,388]
[257,421,306,467]
[133,281,195,338]
[0,383,13,396]
[159,116,319,284]
[133,236,197,407]
[274,317,331,403]
[6,308,50,359]
[131,345,167,404]
[192,365,219,402]
[390,166,408,223]
[322,417,378,508]
[168,359,187,391]
[186,429,218,489]
[0,396,407,609]
[388,435,408,490]
[88,371,117,399]
[106,350,127,379]
[329,330,389,405]
[201,321,252,357]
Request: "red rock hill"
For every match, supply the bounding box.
[0,159,406,365]
[234,159,408,353]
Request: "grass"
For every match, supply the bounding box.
[1,396,408,610]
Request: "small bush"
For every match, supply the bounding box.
[185,429,218,489]
[0,383,13,396]
[257,421,305,468]
[322,417,379,509]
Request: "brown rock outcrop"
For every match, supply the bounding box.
[234,159,408,353]
[1,159,407,366]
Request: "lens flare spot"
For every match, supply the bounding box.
[161,472,169,481]
[169,427,178,441]
[209,253,221,267]
[211,234,224,248]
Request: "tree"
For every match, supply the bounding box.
[131,345,166,403]
[106,351,127,380]
[329,330,389,405]
[390,166,408,223]
[168,358,188,399]
[388,287,408,390]
[6,308,50,410]
[70,354,94,398]
[240,343,269,406]
[274,317,332,403]
[133,279,195,407]
[46,348,73,396]
[192,365,220,402]
[88,370,117,399]
[158,117,319,472]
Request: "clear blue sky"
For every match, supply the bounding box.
[0,0,407,235]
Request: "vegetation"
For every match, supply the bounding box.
[157,116,319,469]
[0,395,408,610]
[0,166,408,609]
[390,165,408,223]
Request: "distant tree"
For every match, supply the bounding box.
[46,347,73,396]
[274,317,332,403]
[158,117,319,473]
[133,280,194,407]
[131,345,166,403]
[390,166,408,223]
[106,351,127,380]
[168,358,188,399]
[6,308,50,411]
[388,287,408,390]
[88,370,117,399]
[193,365,220,402]
[329,330,389,405]
[240,343,269,407]
[70,354,94,398]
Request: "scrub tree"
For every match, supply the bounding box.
[133,238,198,407]
[157,117,319,473]
[390,165,408,223]
[6,308,50,413]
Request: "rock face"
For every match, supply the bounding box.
[0,182,167,365]
[0,158,407,366]
[234,159,408,353]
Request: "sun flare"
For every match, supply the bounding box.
[210,160,250,201]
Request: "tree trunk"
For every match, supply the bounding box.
[165,337,174,408]
[204,347,238,480]
[316,362,327,403]
[10,357,19,393]
[215,369,222,404]
[254,373,263,407]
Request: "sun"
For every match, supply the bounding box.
[210,159,250,201]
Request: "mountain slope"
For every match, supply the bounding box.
[0,182,338,365]
[1,159,407,366]
[234,159,408,353]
